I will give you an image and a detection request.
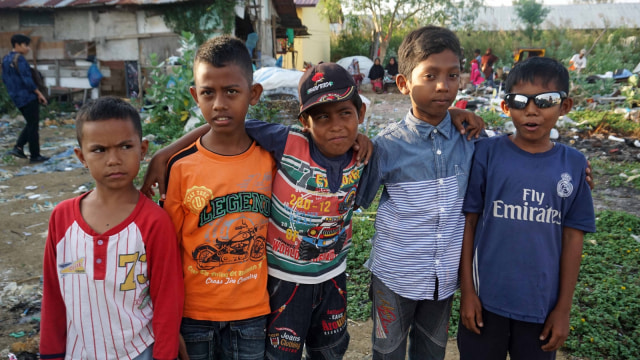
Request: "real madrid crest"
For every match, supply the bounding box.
[556,173,573,198]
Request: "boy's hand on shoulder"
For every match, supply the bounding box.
[353,133,373,165]
[141,149,170,200]
[540,307,571,352]
[449,108,485,140]
[459,289,484,334]
[586,160,594,190]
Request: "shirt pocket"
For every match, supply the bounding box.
[455,164,468,198]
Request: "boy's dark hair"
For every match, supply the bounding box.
[194,35,253,86]
[11,34,30,47]
[76,96,142,146]
[397,25,462,78]
[474,49,481,55]
[297,62,363,117]
[505,56,569,94]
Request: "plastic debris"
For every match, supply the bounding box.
[608,135,625,142]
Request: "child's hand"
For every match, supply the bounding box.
[586,160,594,190]
[178,334,190,360]
[449,108,485,140]
[352,133,373,166]
[141,148,171,200]
[459,290,484,334]
[539,307,570,352]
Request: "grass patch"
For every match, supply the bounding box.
[589,158,640,191]
[348,202,640,359]
[571,110,640,138]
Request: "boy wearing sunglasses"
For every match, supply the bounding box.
[457,56,596,359]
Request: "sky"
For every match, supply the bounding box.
[485,0,638,6]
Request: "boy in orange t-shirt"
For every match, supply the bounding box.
[162,35,275,359]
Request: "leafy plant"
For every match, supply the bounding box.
[570,110,640,137]
[162,0,235,45]
[143,31,200,144]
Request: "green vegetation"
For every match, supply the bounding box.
[589,158,640,191]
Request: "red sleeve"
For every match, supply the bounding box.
[39,200,73,359]
[140,198,184,360]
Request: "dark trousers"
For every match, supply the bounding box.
[16,99,41,158]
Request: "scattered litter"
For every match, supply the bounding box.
[24,186,37,190]
[550,128,559,140]
[25,222,45,229]
[27,194,40,200]
[8,354,17,360]
[73,185,88,193]
[608,135,625,142]
[22,232,31,236]
[626,174,640,183]
[8,331,25,338]
[632,235,640,243]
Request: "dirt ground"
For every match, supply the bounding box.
[1,90,639,358]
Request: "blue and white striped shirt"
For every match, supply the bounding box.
[356,111,476,300]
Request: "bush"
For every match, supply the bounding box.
[143,31,199,144]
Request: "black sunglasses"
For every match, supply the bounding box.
[504,91,567,110]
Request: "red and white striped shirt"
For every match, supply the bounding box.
[40,192,184,360]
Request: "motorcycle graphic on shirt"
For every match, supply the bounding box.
[192,219,266,270]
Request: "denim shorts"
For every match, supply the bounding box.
[265,274,350,360]
[180,315,266,360]
[370,274,453,360]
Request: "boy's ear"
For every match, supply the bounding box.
[358,103,366,124]
[189,86,199,104]
[74,147,87,168]
[249,83,263,106]
[299,113,311,132]
[396,74,411,95]
[500,100,511,116]
[140,138,149,159]
[560,97,573,116]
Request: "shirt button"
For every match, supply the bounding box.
[435,259,440,265]
[97,240,103,245]
[437,234,442,238]
[438,179,444,185]
[436,149,442,155]
[440,207,445,212]
[96,259,102,264]
[433,129,438,134]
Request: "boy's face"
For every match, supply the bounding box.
[300,100,365,158]
[501,80,573,152]
[190,61,262,137]
[15,42,30,55]
[397,49,460,125]
[74,118,148,192]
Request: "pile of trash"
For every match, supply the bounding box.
[0,281,42,358]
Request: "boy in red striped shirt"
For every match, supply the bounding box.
[40,97,184,360]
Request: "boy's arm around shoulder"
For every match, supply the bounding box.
[448,107,485,140]
[354,140,381,209]
[143,201,184,359]
[540,226,584,352]
[39,201,75,359]
[141,124,209,199]
[244,119,289,159]
[459,212,484,334]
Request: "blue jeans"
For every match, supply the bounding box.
[370,274,453,360]
[180,315,266,360]
[266,274,350,360]
[133,345,153,360]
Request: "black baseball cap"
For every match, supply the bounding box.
[298,62,357,116]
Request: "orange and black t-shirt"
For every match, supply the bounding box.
[164,138,275,322]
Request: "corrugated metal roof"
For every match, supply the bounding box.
[474,3,640,31]
[293,0,318,7]
[0,0,197,8]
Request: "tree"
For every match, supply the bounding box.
[513,0,550,44]
[339,0,483,64]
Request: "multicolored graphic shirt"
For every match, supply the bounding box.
[40,192,184,360]
[245,121,364,284]
[164,138,275,321]
[464,135,596,323]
